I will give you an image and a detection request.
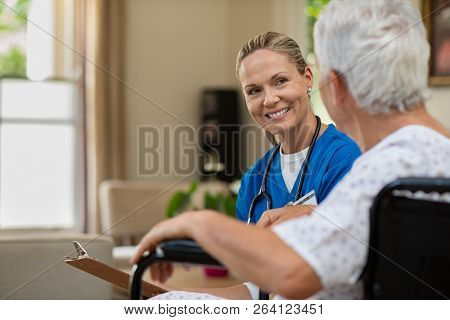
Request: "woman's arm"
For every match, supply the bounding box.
[131,210,322,299]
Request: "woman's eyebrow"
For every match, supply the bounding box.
[244,71,289,89]
[244,83,257,90]
[271,71,288,80]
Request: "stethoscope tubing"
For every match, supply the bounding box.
[246,115,322,224]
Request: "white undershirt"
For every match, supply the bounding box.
[280,147,309,192]
[244,147,309,300]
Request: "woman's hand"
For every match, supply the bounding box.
[257,205,315,228]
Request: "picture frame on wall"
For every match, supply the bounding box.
[423,0,450,86]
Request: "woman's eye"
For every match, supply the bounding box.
[248,88,261,96]
[276,78,288,86]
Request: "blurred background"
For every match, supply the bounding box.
[0,0,449,299]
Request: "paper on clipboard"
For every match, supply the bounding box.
[287,190,317,206]
[65,241,166,298]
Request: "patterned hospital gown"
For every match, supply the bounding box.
[154,125,450,300]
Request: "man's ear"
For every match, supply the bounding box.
[328,70,350,109]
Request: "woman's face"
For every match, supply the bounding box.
[238,49,313,135]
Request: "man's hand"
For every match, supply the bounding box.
[149,262,174,284]
[130,210,217,283]
[130,212,193,265]
[257,205,315,228]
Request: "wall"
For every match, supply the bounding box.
[411,0,450,129]
[124,0,300,180]
[227,0,307,125]
[427,88,450,126]
[125,0,232,181]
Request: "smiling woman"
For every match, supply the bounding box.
[238,48,314,153]
[234,32,361,226]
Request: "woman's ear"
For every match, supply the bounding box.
[304,66,314,89]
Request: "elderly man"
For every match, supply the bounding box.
[132,0,450,299]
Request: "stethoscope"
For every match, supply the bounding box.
[246,115,322,224]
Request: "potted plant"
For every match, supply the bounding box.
[166,180,238,277]
[166,181,198,218]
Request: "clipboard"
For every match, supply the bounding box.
[65,241,167,298]
[285,190,317,207]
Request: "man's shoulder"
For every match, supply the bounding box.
[378,125,450,150]
[365,125,450,166]
[345,126,450,188]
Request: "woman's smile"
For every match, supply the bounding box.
[265,106,292,120]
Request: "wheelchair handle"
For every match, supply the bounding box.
[129,239,222,299]
[129,239,270,300]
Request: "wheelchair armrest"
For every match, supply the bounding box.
[157,239,222,265]
[129,239,221,299]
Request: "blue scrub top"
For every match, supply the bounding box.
[236,124,361,223]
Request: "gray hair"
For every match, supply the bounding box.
[314,0,430,114]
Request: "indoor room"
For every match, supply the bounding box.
[0,0,449,312]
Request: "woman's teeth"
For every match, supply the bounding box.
[266,107,291,120]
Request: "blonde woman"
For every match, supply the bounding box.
[235,32,360,226]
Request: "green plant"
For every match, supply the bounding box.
[165,181,198,218]
[166,181,237,218]
[0,0,29,31]
[0,46,26,77]
[0,0,29,77]
[305,0,330,54]
[203,192,236,218]
[14,0,29,22]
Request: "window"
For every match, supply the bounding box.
[0,0,27,77]
[0,0,80,229]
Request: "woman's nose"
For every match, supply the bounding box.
[263,89,280,108]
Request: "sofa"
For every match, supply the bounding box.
[0,231,113,299]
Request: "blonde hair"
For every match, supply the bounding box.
[236,31,307,79]
[236,32,309,145]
